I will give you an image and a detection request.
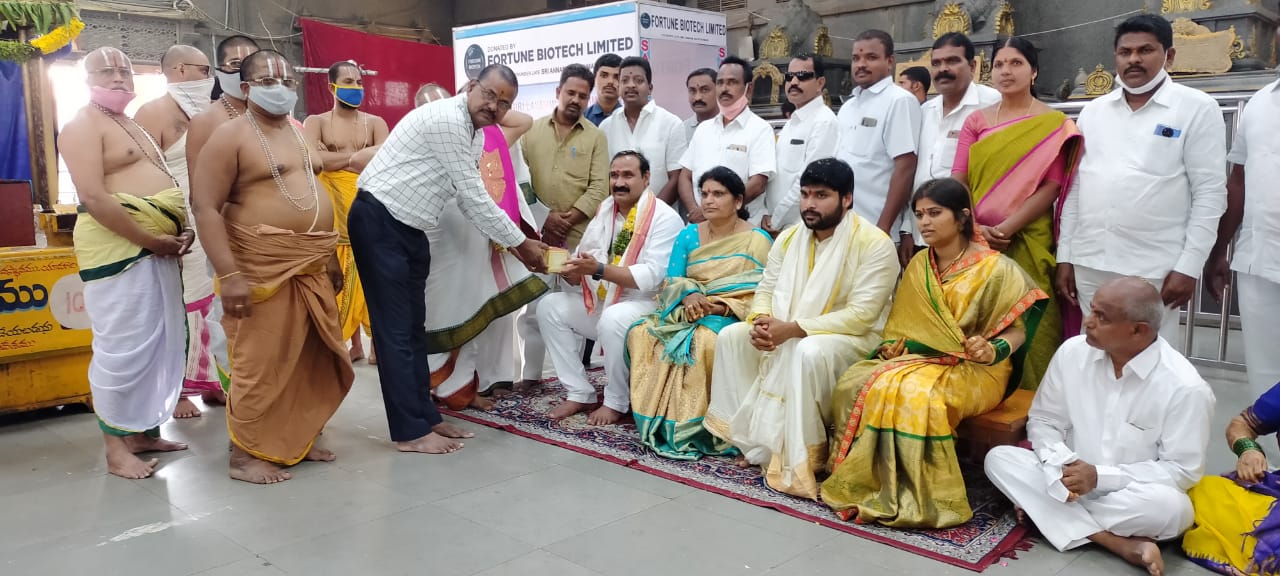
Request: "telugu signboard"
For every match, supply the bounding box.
[0,248,91,361]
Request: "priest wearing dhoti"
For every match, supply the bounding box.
[985,277,1215,576]
[705,158,899,499]
[538,151,684,425]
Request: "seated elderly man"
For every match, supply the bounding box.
[705,158,900,499]
[985,277,1215,576]
[538,151,683,425]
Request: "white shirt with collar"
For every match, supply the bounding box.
[1058,80,1227,279]
[765,95,840,228]
[1028,335,1215,494]
[903,82,1001,243]
[1227,79,1280,285]
[599,101,687,196]
[679,107,777,221]
[836,76,922,234]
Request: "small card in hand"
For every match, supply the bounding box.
[544,247,569,273]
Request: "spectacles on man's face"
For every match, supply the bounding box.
[785,71,818,83]
[250,77,298,90]
[180,63,211,76]
[476,81,513,112]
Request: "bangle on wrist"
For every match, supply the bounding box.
[989,338,1012,364]
[1233,437,1264,457]
[218,271,242,281]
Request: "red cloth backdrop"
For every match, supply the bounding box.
[301,18,454,128]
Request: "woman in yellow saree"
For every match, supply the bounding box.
[822,178,1049,528]
[627,167,772,460]
[952,37,1083,391]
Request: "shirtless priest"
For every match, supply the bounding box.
[185,35,259,185]
[538,151,684,425]
[193,50,354,484]
[62,47,193,479]
[304,60,389,364]
[135,44,229,419]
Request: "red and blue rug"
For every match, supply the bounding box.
[443,368,1031,572]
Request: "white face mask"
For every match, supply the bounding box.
[216,69,244,100]
[168,77,215,118]
[1116,55,1169,95]
[247,84,298,117]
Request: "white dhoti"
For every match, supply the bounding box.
[705,322,869,496]
[83,257,187,433]
[1238,272,1280,399]
[537,290,654,412]
[984,446,1195,551]
[1074,266,1181,342]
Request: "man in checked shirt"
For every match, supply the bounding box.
[350,64,548,455]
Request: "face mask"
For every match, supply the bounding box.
[168,77,215,118]
[247,84,298,117]
[216,69,244,100]
[90,85,136,114]
[331,83,364,108]
[1116,56,1169,95]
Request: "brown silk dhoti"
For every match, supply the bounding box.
[222,222,354,465]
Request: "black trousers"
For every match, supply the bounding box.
[348,190,442,442]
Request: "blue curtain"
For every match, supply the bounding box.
[0,60,32,183]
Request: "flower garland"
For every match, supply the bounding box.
[597,204,637,301]
[0,17,82,64]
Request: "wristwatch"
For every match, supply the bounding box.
[592,262,605,280]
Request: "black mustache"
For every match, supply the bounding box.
[720,92,733,99]
[1125,66,1145,74]
[802,210,820,219]
[934,72,956,82]
[612,186,630,194]
[787,87,802,93]
[692,100,707,106]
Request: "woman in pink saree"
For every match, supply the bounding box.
[953,37,1083,390]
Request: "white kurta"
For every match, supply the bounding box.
[537,191,684,412]
[679,109,777,222]
[834,76,921,234]
[705,212,899,498]
[598,102,687,196]
[984,335,1215,551]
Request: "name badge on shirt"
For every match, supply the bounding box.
[946,130,961,139]
[727,144,747,153]
[790,139,806,145]
[1154,124,1182,139]
[860,117,878,128]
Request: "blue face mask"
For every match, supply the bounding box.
[332,83,364,108]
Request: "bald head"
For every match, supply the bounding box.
[85,47,134,91]
[1084,276,1164,356]
[415,83,452,107]
[1100,277,1164,327]
[161,45,210,83]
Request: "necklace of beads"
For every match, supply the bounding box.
[220,95,241,119]
[94,103,180,188]
[244,109,320,231]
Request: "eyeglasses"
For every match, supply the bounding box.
[180,63,211,76]
[90,67,133,79]
[250,77,297,89]
[784,71,818,83]
[476,82,512,112]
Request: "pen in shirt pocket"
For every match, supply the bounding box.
[571,146,577,159]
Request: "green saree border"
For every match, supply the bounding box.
[423,275,547,353]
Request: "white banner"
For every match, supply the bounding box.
[637,2,727,46]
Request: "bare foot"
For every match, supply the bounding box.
[349,336,365,363]
[1015,507,1025,524]
[587,406,626,426]
[123,434,188,454]
[201,388,227,405]
[734,454,751,469]
[468,395,495,411]
[368,345,376,365]
[396,432,463,454]
[104,434,158,479]
[433,422,475,439]
[173,397,201,419]
[304,445,337,462]
[549,400,590,420]
[229,446,292,484]
[505,379,541,395]
[1090,533,1164,576]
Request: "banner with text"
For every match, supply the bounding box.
[0,248,91,360]
[637,2,727,46]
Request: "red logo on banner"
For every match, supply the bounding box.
[641,39,650,59]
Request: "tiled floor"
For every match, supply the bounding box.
[0,352,1250,576]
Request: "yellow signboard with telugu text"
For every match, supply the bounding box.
[0,247,91,361]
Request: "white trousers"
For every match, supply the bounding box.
[1238,273,1280,399]
[537,291,655,412]
[984,446,1194,552]
[1074,265,1181,342]
[475,313,517,390]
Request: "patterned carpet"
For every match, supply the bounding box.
[442,369,1032,572]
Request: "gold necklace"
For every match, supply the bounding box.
[244,110,321,231]
[940,245,969,275]
[995,98,1034,124]
[94,104,180,188]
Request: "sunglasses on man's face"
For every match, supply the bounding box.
[785,71,818,83]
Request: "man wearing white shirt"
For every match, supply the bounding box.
[761,53,839,233]
[351,64,547,454]
[1056,15,1226,342]
[539,151,683,425]
[599,57,687,204]
[903,33,1000,247]
[985,277,1214,576]
[1205,74,1280,399]
[678,56,777,224]
[681,68,719,147]
[836,29,922,267]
